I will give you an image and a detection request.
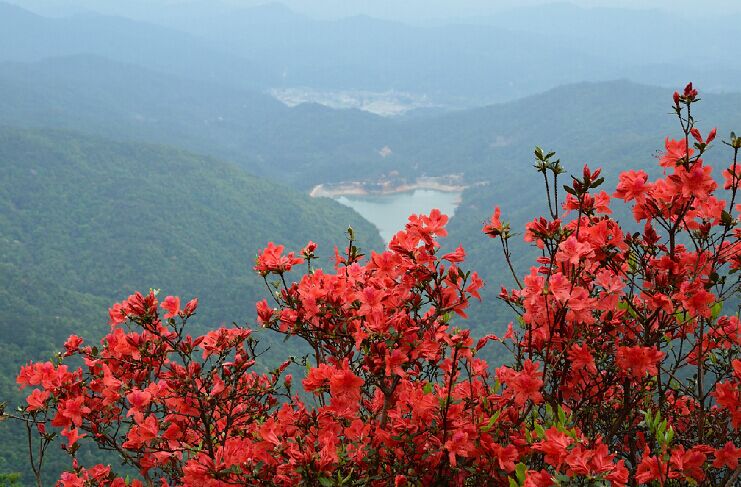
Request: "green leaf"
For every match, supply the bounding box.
[721,210,734,227]
[481,411,501,433]
[515,463,527,484]
[657,419,666,440]
[319,477,334,487]
[665,426,674,444]
[711,301,723,319]
[641,409,652,428]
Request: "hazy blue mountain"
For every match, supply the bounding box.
[0,1,275,90]
[480,2,739,61]
[2,55,740,196]
[148,3,602,103]
[146,2,741,102]
[618,63,741,94]
[9,0,741,27]
[0,55,396,186]
[2,1,740,106]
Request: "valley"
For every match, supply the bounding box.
[269,88,442,117]
[0,0,739,483]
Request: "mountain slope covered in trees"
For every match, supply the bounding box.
[0,55,393,187]
[0,126,383,479]
[2,58,741,335]
[422,82,741,334]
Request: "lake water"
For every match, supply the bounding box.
[336,189,462,243]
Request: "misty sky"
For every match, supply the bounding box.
[7,0,741,21]
[254,0,741,19]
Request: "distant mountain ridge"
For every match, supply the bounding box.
[2,1,740,106]
[0,1,740,481]
[0,1,276,90]
[0,55,393,186]
[1,56,740,191]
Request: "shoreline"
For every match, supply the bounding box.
[310,176,469,198]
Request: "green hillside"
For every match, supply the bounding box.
[420,82,741,340]
[0,126,383,480]
[3,63,740,340]
[0,55,394,188]
[0,3,740,483]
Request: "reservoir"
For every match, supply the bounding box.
[335,189,462,243]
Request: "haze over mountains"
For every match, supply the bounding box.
[0,0,740,481]
[2,1,741,106]
[7,0,741,22]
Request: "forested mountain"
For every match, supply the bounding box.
[0,1,274,90]
[0,2,740,480]
[159,2,741,102]
[3,55,741,309]
[0,127,383,478]
[5,56,740,194]
[398,82,741,334]
[146,3,598,103]
[0,55,393,187]
[5,53,739,338]
[2,1,741,106]
[151,2,741,101]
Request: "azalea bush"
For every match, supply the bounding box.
[7,85,741,486]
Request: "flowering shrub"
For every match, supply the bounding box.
[8,85,741,486]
